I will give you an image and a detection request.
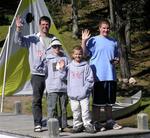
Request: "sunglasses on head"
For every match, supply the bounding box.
[51,45,61,49]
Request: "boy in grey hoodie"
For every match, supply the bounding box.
[44,39,70,132]
[59,46,95,133]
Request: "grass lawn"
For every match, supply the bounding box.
[0,26,9,52]
[0,26,9,41]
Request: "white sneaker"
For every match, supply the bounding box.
[106,120,122,130]
[34,125,42,132]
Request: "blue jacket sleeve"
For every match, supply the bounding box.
[14,31,31,48]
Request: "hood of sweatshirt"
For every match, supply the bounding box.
[46,51,65,59]
[71,60,88,67]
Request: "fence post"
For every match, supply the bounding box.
[14,101,22,115]
[137,113,149,130]
[47,118,59,138]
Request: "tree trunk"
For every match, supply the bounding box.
[71,0,78,38]
[109,0,115,30]
[125,18,131,53]
[118,24,131,80]
[114,0,131,81]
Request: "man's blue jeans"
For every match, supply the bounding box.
[47,92,68,128]
[31,74,45,126]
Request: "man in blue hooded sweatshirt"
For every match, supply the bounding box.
[81,19,122,131]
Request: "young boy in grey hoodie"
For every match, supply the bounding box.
[44,39,70,132]
[59,46,95,133]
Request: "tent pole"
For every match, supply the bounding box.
[0,26,11,112]
[0,0,23,112]
[0,1,23,109]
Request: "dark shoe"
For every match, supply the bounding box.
[106,120,122,130]
[34,125,42,132]
[61,127,72,132]
[93,121,106,132]
[71,125,84,133]
[84,124,96,133]
[42,119,47,127]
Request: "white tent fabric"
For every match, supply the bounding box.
[0,0,66,96]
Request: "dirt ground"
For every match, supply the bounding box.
[1,95,33,114]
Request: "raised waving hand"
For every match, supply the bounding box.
[82,29,91,41]
[16,16,23,31]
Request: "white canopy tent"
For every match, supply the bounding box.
[0,0,67,112]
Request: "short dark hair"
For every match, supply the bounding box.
[72,46,83,54]
[39,16,51,25]
[99,19,110,27]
